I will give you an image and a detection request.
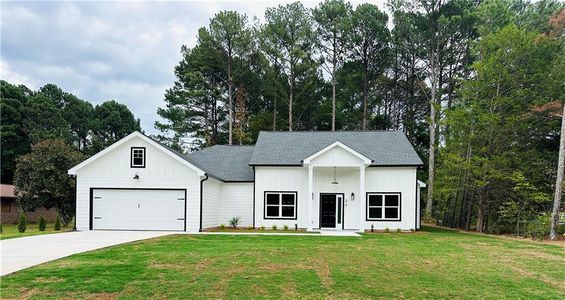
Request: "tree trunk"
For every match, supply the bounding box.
[332,80,336,131]
[289,78,293,131]
[550,104,565,239]
[228,54,233,145]
[332,36,336,131]
[273,95,277,131]
[425,53,438,218]
[362,65,368,130]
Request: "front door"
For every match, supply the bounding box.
[320,194,343,228]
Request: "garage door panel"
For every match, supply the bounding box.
[93,189,185,231]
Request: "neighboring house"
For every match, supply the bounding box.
[0,184,58,224]
[68,131,425,232]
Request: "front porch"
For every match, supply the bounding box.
[303,141,372,232]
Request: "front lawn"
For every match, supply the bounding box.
[0,223,72,240]
[1,226,563,299]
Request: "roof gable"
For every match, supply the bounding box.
[68,131,205,176]
[303,141,372,166]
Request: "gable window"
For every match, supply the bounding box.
[131,147,146,168]
[366,193,401,221]
[264,192,297,219]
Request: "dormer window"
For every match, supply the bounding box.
[131,147,145,168]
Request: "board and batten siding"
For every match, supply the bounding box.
[201,178,221,229]
[254,165,418,231]
[364,167,417,230]
[217,183,253,227]
[74,136,202,232]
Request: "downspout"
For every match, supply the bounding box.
[252,166,256,228]
[199,173,209,232]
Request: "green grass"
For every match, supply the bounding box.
[0,223,72,240]
[1,226,563,299]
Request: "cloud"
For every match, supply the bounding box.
[1,0,386,134]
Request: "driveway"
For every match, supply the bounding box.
[1,230,173,276]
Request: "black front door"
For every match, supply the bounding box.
[320,194,337,228]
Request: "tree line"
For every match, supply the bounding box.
[156,0,564,238]
[1,81,141,224]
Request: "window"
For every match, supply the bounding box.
[131,147,145,168]
[367,193,400,221]
[264,192,297,219]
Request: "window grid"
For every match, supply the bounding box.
[367,193,400,221]
[265,192,297,219]
[131,147,145,168]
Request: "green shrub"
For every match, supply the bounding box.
[259,226,265,231]
[54,215,61,231]
[384,227,390,233]
[272,225,277,231]
[17,212,26,233]
[220,224,225,230]
[283,224,288,230]
[229,216,241,229]
[0,224,3,233]
[396,228,402,233]
[39,216,46,231]
[248,226,254,230]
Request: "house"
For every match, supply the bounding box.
[68,131,424,232]
[1,184,58,224]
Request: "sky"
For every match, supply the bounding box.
[1,0,386,135]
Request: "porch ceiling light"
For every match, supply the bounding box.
[351,192,355,201]
[331,166,339,185]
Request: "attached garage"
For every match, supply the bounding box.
[91,189,186,231]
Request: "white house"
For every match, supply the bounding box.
[69,131,424,232]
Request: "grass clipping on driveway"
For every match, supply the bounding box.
[1,227,564,299]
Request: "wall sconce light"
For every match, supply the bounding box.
[351,192,355,201]
[133,174,140,180]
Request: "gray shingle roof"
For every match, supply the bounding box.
[186,145,255,182]
[249,131,423,166]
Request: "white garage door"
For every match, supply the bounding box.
[92,189,185,231]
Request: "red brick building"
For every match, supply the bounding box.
[1,184,58,224]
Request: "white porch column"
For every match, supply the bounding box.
[307,164,314,231]
[359,165,366,232]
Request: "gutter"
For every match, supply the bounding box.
[199,173,209,232]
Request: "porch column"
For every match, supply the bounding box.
[307,164,314,231]
[359,165,366,232]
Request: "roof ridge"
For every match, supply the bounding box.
[258,130,402,133]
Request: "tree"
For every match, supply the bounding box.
[156,28,228,149]
[63,96,95,151]
[14,139,86,226]
[551,103,565,239]
[18,212,26,233]
[313,0,352,131]
[350,3,390,130]
[0,81,32,183]
[91,100,141,152]
[261,2,317,131]
[209,11,253,145]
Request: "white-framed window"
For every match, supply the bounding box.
[264,192,297,219]
[366,193,401,221]
[131,147,146,168]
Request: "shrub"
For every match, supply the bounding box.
[17,212,26,233]
[272,225,277,231]
[248,226,254,230]
[220,224,225,230]
[283,224,288,230]
[396,228,402,233]
[229,216,241,229]
[54,215,61,231]
[0,224,3,233]
[38,216,46,231]
[384,227,390,233]
[259,226,265,231]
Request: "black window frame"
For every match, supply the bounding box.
[130,147,146,168]
[366,192,401,221]
[263,191,298,220]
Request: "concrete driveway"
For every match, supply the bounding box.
[1,230,173,276]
